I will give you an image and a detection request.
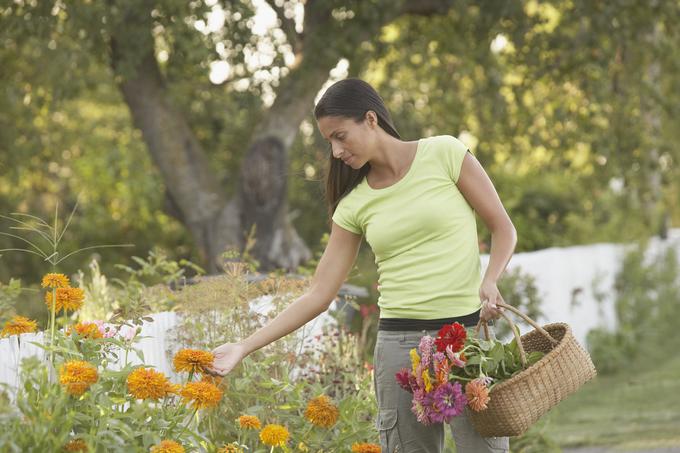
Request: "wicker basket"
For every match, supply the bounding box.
[468,302,597,437]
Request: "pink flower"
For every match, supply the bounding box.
[91,320,118,338]
[445,345,466,368]
[418,335,435,368]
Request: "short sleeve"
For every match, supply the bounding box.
[442,135,470,184]
[332,196,362,235]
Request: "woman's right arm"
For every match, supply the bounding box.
[205,221,362,376]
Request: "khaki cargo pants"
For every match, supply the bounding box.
[373,322,510,453]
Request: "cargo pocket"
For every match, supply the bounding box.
[377,408,402,453]
[482,435,509,452]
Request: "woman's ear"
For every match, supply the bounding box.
[365,110,378,128]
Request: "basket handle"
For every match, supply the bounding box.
[474,301,559,368]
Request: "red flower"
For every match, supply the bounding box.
[435,322,467,353]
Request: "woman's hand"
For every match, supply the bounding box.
[204,342,249,377]
[479,279,506,322]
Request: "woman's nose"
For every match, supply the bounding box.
[331,144,343,159]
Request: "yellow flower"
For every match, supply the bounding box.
[297,442,310,452]
[149,440,184,453]
[63,438,88,452]
[217,443,244,453]
[41,273,70,288]
[465,379,491,412]
[422,368,433,393]
[1,315,38,337]
[172,348,214,374]
[180,381,223,409]
[410,348,421,374]
[68,322,102,340]
[237,414,262,429]
[351,443,381,453]
[303,395,339,428]
[259,424,289,447]
[127,367,176,400]
[59,360,98,396]
[44,287,85,312]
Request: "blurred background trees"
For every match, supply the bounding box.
[1,0,678,281]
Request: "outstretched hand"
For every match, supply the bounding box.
[204,342,249,377]
[479,279,506,322]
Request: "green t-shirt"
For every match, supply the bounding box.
[331,134,483,319]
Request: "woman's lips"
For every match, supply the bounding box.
[343,156,352,165]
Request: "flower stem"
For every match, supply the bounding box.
[49,288,56,373]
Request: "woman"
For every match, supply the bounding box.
[206,78,517,453]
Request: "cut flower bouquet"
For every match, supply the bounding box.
[395,320,545,425]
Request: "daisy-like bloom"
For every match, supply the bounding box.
[172,348,214,374]
[68,322,103,340]
[465,379,491,411]
[259,424,290,447]
[430,381,467,423]
[435,322,467,353]
[126,367,176,400]
[409,348,421,374]
[149,440,184,453]
[180,381,223,409]
[1,315,38,337]
[63,438,88,452]
[304,395,339,428]
[41,272,70,288]
[217,443,244,453]
[418,335,436,368]
[351,442,381,453]
[44,287,85,313]
[237,414,262,429]
[59,360,98,396]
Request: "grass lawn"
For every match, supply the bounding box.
[525,347,680,451]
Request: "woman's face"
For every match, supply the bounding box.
[316,113,377,169]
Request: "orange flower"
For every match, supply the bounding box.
[303,395,339,428]
[259,424,289,447]
[1,315,38,337]
[200,373,223,387]
[180,381,223,409]
[217,443,244,453]
[465,379,491,412]
[44,287,85,312]
[351,443,381,453]
[68,322,102,340]
[172,349,214,374]
[149,440,184,453]
[237,414,261,430]
[41,273,70,288]
[126,367,176,400]
[63,438,88,452]
[59,360,98,396]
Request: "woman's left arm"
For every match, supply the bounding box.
[456,151,518,320]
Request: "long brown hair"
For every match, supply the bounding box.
[314,78,401,223]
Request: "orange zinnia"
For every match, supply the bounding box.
[149,440,184,453]
[237,414,262,429]
[44,287,85,312]
[68,322,102,340]
[304,395,339,428]
[351,443,381,453]
[1,315,38,337]
[59,360,98,396]
[180,381,223,409]
[172,348,214,374]
[465,379,490,411]
[41,273,70,288]
[126,367,176,400]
